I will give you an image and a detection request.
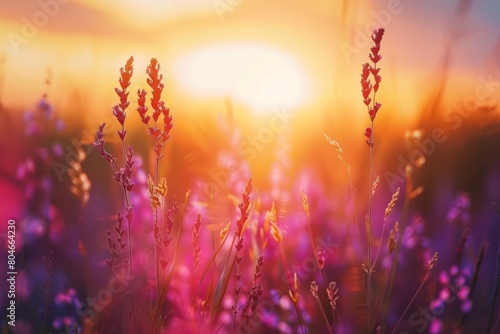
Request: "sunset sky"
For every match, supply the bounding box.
[1,0,499,127]
[1,4,500,332]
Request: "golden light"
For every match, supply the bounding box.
[172,42,313,114]
[73,0,213,28]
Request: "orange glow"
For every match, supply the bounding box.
[0,0,498,130]
[73,0,213,28]
[172,43,313,113]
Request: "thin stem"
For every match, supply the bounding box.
[491,314,500,334]
[127,223,135,318]
[232,314,237,333]
[366,57,380,332]
[392,270,430,333]
[372,218,387,271]
[314,296,332,333]
[303,192,329,288]
[330,305,336,333]
[370,262,391,333]
[347,167,367,265]
[119,125,135,321]
[153,210,159,303]
[182,226,231,333]
[458,240,487,330]
[487,202,500,333]
[278,243,306,334]
[232,235,242,334]
[214,321,226,334]
[207,232,239,331]
[151,192,188,332]
[382,175,412,328]
[367,119,374,333]
[154,119,161,302]
[487,238,500,332]
[209,186,217,256]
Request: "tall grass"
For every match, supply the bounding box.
[9,21,498,334]
[87,44,479,333]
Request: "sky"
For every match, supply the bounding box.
[0,0,499,127]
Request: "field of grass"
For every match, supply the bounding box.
[1,1,500,333]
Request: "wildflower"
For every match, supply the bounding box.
[138,58,173,163]
[317,250,326,269]
[364,127,373,147]
[447,192,471,224]
[310,281,319,299]
[361,28,385,146]
[327,281,339,311]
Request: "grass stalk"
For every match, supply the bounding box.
[360,29,384,331]
[367,119,374,332]
[302,190,329,287]
[324,134,366,265]
[458,240,487,330]
[310,281,333,333]
[487,202,500,333]
[150,191,189,332]
[270,202,306,334]
[392,252,438,333]
[382,172,412,329]
[182,221,232,332]
[279,244,306,334]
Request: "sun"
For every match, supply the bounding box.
[172,42,313,114]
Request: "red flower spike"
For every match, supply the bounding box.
[365,127,374,147]
[112,57,133,129]
[235,238,244,251]
[369,107,374,120]
[112,105,126,126]
[361,63,373,105]
[138,58,174,164]
[361,79,372,96]
[369,53,382,64]
[370,44,380,58]
[164,237,172,248]
[115,88,130,110]
[137,89,150,125]
[369,29,384,64]
[370,67,381,76]
[373,74,382,93]
[165,195,178,236]
[235,178,253,236]
[361,28,384,144]
[152,107,161,123]
[93,123,117,166]
[318,250,326,269]
[146,58,164,115]
[126,146,134,173]
[119,56,134,91]
[370,102,381,121]
[372,28,385,45]
[361,63,371,80]
[118,129,126,140]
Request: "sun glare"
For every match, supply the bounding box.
[74,0,212,28]
[172,43,312,114]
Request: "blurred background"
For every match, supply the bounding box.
[1,0,500,333]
